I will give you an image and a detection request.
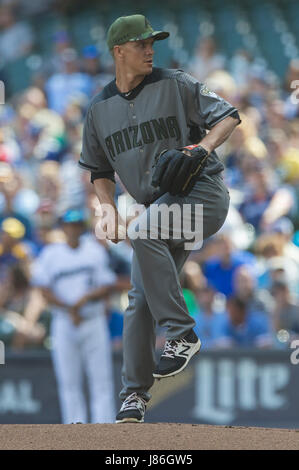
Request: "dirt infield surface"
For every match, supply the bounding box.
[0,423,298,450]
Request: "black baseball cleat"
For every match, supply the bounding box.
[115,392,147,423]
[153,329,201,379]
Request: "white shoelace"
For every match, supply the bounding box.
[121,393,146,412]
[161,339,188,359]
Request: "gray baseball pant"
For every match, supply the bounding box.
[119,173,230,402]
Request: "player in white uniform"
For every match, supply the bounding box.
[31,209,117,423]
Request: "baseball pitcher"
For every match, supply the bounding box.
[79,14,241,423]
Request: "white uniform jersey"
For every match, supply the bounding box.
[31,234,117,423]
[32,236,116,319]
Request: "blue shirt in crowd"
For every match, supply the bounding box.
[45,72,93,114]
[203,251,256,297]
[216,311,272,347]
[194,310,227,349]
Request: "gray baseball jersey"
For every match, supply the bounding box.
[79,68,239,205]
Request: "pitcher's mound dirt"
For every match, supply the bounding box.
[0,423,299,450]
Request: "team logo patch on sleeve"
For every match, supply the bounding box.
[200,85,217,98]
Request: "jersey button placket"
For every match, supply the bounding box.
[129,101,137,120]
[129,102,147,173]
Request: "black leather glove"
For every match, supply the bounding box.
[151,144,210,196]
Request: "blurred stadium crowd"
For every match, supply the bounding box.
[1,0,299,353]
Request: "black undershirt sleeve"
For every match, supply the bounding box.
[90,171,115,184]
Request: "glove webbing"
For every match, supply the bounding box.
[181,145,210,192]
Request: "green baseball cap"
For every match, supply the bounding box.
[107,14,169,51]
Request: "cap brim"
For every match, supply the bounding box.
[151,31,170,41]
[129,30,169,42]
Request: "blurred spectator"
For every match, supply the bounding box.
[279,145,299,190]
[188,36,226,82]
[265,97,288,135]
[245,63,274,120]
[107,307,123,352]
[233,264,274,316]
[32,198,65,254]
[63,89,85,126]
[45,48,93,114]
[266,128,289,168]
[215,296,273,348]
[254,232,299,298]
[218,205,255,251]
[81,45,114,95]
[0,211,45,349]
[0,4,34,62]
[58,142,86,214]
[0,127,22,165]
[230,49,254,90]
[270,217,299,269]
[0,216,29,282]
[238,163,295,234]
[14,0,55,18]
[45,30,73,76]
[283,58,299,120]
[180,260,204,317]
[205,70,237,104]
[1,261,30,313]
[203,233,257,297]
[0,164,34,240]
[194,283,227,349]
[36,161,61,207]
[222,115,264,189]
[0,262,45,349]
[271,280,299,347]
[182,261,205,292]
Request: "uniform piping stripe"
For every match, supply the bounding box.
[209,108,240,127]
[78,160,99,171]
